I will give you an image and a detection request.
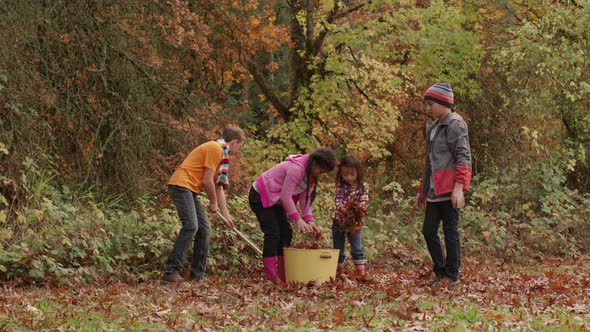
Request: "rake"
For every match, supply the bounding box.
[216,211,262,256]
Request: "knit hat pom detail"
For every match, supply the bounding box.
[424,83,454,108]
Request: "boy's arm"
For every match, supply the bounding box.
[216,185,234,228]
[202,168,218,213]
[447,120,472,188]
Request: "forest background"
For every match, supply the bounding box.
[0,0,589,287]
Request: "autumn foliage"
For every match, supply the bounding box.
[2,254,589,330]
[0,0,589,301]
[0,1,590,330]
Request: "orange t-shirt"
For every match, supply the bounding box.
[168,141,223,193]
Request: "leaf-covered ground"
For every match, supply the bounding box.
[2,253,590,331]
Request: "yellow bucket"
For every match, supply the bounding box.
[283,248,340,284]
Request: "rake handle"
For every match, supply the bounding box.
[216,211,262,256]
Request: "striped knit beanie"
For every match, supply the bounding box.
[424,83,454,108]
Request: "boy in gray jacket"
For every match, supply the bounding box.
[415,83,472,287]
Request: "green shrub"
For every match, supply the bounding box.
[3,144,590,284]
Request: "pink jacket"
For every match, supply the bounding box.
[255,154,315,222]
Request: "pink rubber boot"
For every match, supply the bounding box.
[276,256,286,283]
[263,256,284,285]
[354,260,367,277]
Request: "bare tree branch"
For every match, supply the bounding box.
[246,62,290,119]
[313,1,370,58]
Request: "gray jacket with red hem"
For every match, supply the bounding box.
[418,112,472,197]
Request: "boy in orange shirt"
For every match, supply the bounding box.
[163,125,245,283]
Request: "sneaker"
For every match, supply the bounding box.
[443,277,461,288]
[357,273,373,282]
[162,271,184,283]
[189,272,206,283]
[428,275,444,286]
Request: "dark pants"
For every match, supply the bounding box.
[422,200,461,281]
[165,185,211,278]
[248,186,292,257]
[332,220,365,264]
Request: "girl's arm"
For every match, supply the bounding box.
[298,189,314,222]
[280,168,304,221]
[291,181,314,233]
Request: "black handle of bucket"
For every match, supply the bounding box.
[320,253,332,259]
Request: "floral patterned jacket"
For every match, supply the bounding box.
[333,181,369,224]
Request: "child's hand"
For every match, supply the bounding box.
[314,229,325,242]
[451,186,465,209]
[224,216,235,229]
[215,211,235,229]
[415,193,426,210]
[307,222,322,237]
[296,219,312,233]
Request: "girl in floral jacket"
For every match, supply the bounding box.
[332,155,369,276]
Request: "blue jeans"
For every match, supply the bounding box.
[422,200,461,281]
[248,187,292,257]
[165,185,211,278]
[332,220,365,264]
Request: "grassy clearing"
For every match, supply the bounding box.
[1,255,589,331]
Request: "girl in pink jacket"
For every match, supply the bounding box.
[248,147,337,284]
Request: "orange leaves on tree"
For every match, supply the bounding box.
[266,62,279,72]
[155,0,289,87]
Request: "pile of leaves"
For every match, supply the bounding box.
[291,231,327,249]
[338,201,367,234]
